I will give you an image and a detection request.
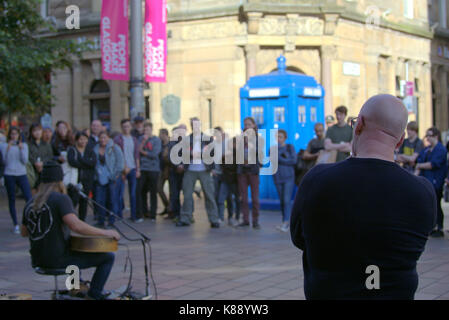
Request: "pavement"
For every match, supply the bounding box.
[1,189,449,300]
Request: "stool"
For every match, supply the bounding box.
[34,267,67,300]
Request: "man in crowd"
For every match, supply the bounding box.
[168,124,187,221]
[158,128,171,216]
[324,106,353,162]
[396,121,424,173]
[131,116,145,140]
[291,94,436,299]
[176,117,220,228]
[137,122,161,221]
[303,123,326,163]
[87,120,102,151]
[114,119,142,223]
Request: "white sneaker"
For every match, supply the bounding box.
[13,225,20,234]
[276,223,289,233]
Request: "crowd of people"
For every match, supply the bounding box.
[1,105,449,237]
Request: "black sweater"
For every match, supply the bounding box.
[291,157,436,300]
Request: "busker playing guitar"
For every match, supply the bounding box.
[21,161,120,300]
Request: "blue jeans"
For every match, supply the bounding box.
[95,179,120,225]
[117,169,137,220]
[61,252,115,299]
[274,179,295,223]
[218,181,240,221]
[169,170,183,217]
[4,175,32,226]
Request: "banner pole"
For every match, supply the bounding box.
[130,0,145,119]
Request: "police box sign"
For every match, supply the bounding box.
[249,88,280,98]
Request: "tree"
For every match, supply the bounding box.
[0,0,86,117]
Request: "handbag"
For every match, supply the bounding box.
[62,161,78,187]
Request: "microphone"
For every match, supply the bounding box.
[74,183,89,199]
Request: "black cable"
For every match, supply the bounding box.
[146,240,158,300]
[118,243,133,298]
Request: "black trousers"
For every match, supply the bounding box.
[137,171,160,219]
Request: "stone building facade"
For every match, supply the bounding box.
[42,0,443,136]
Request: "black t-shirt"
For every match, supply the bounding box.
[291,157,437,300]
[22,192,74,268]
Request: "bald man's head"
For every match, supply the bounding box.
[352,94,408,159]
[358,94,408,140]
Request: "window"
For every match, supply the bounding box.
[251,106,264,125]
[274,106,285,123]
[298,106,306,123]
[310,106,317,122]
[90,80,111,130]
[396,76,401,91]
[403,0,414,19]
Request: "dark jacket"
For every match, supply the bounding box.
[86,135,98,153]
[417,142,448,191]
[29,140,53,166]
[270,143,297,184]
[67,146,97,192]
[51,136,72,162]
[236,132,264,175]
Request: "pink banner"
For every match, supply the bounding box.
[145,0,167,83]
[101,0,129,81]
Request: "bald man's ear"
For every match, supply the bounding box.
[354,116,365,136]
[396,132,405,150]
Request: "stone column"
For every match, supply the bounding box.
[51,67,72,128]
[386,56,397,94]
[71,60,84,130]
[321,45,337,117]
[245,44,259,80]
[439,66,449,131]
[421,63,433,135]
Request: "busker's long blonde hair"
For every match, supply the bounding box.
[32,182,66,211]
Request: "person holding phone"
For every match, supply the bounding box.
[0,126,32,234]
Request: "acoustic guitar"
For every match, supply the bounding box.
[70,235,118,253]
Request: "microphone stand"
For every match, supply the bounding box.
[77,190,153,299]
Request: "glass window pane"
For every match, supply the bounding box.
[251,106,264,125]
[274,106,285,123]
[310,107,317,122]
[298,106,306,123]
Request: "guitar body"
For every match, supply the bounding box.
[70,236,118,253]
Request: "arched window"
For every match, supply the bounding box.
[270,66,305,74]
[90,80,111,130]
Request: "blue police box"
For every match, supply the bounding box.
[240,55,325,210]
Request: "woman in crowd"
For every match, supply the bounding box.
[28,123,53,191]
[42,127,53,144]
[415,127,448,238]
[0,127,32,234]
[269,129,297,233]
[51,120,74,164]
[68,131,97,221]
[237,117,263,229]
[92,131,124,228]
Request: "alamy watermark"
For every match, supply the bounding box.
[169,125,280,176]
[65,5,80,30]
[65,265,80,290]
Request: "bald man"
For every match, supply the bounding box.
[291,94,437,300]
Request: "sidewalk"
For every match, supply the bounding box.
[1,193,449,300]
